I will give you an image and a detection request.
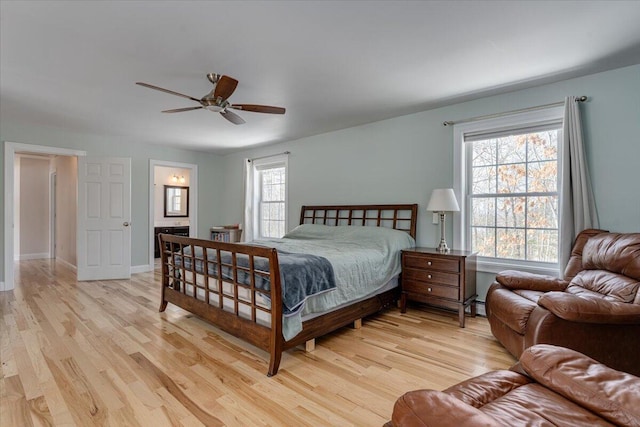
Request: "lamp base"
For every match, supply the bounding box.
[437,241,451,253]
[437,211,451,253]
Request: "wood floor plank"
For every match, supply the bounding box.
[0,259,516,426]
[1,375,35,427]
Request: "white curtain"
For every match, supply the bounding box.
[243,158,254,242]
[559,96,599,272]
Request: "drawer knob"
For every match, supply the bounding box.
[427,274,432,279]
[428,287,432,292]
[427,261,432,266]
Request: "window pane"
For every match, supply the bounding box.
[496,196,525,227]
[472,140,496,167]
[496,228,526,260]
[527,229,558,262]
[472,227,495,257]
[471,198,495,226]
[527,196,558,229]
[498,135,526,164]
[527,131,558,162]
[497,163,526,193]
[528,160,557,192]
[472,166,496,194]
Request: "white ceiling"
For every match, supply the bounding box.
[2,1,640,154]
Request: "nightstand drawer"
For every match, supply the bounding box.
[400,248,477,327]
[404,269,459,286]
[402,280,459,300]
[403,254,460,273]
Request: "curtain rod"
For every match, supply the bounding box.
[247,151,290,162]
[442,96,587,127]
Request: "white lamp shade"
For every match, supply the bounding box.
[426,188,460,212]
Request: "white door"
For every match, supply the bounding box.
[77,156,131,281]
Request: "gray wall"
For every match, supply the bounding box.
[216,64,640,302]
[2,64,639,296]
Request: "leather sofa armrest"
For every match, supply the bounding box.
[496,270,568,292]
[538,292,640,324]
[391,390,501,427]
[444,370,532,408]
[519,344,640,427]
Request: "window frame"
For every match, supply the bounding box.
[453,106,564,276]
[250,154,288,239]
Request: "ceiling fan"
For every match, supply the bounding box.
[136,73,285,125]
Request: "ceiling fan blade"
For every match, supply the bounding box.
[162,106,203,113]
[220,110,246,125]
[230,104,286,114]
[136,82,201,103]
[213,75,238,101]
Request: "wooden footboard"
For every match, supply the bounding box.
[159,234,286,375]
[159,204,417,376]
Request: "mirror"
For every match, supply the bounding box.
[164,185,189,217]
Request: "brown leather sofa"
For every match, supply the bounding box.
[486,229,640,376]
[388,344,640,426]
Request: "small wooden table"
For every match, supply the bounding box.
[400,247,477,327]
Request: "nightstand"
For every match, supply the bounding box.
[400,247,477,327]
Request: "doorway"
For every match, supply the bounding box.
[148,160,198,269]
[3,142,86,291]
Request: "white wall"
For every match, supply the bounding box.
[53,155,77,267]
[18,156,50,259]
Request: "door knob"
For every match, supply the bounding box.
[123,222,130,227]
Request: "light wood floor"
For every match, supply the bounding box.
[1,259,515,426]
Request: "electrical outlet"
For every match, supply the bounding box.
[432,212,439,224]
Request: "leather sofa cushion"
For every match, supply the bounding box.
[512,289,545,304]
[538,292,640,324]
[496,270,567,292]
[487,288,538,334]
[391,389,500,427]
[563,229,607,281]
[444,370,532,408]
[569,271,640,303]
[582,233,640,281]
[481,383,616,426]
[520,345,640,427]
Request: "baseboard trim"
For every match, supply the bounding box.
[17,253,50,261]
[476,301,486,317]
[131,264,153,274]
[0,281,6,292]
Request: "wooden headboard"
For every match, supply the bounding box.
[299,204,418,239]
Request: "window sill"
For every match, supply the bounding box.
[477,258,560,277]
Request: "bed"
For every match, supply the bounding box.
[158,204,418,376]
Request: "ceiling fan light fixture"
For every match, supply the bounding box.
[205,105,224,113]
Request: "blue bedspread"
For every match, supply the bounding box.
[176,247,336,315]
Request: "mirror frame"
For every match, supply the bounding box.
[164,185,189,217]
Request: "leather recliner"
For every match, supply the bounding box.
[486,229,640,376]
[388,344,640,426]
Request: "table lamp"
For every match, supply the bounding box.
[426,188,460,253]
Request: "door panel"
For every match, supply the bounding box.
[77,157,131,280]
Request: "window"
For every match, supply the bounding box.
[453,107,564,274]
[246,155,288,239]
[257,164,286,238]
